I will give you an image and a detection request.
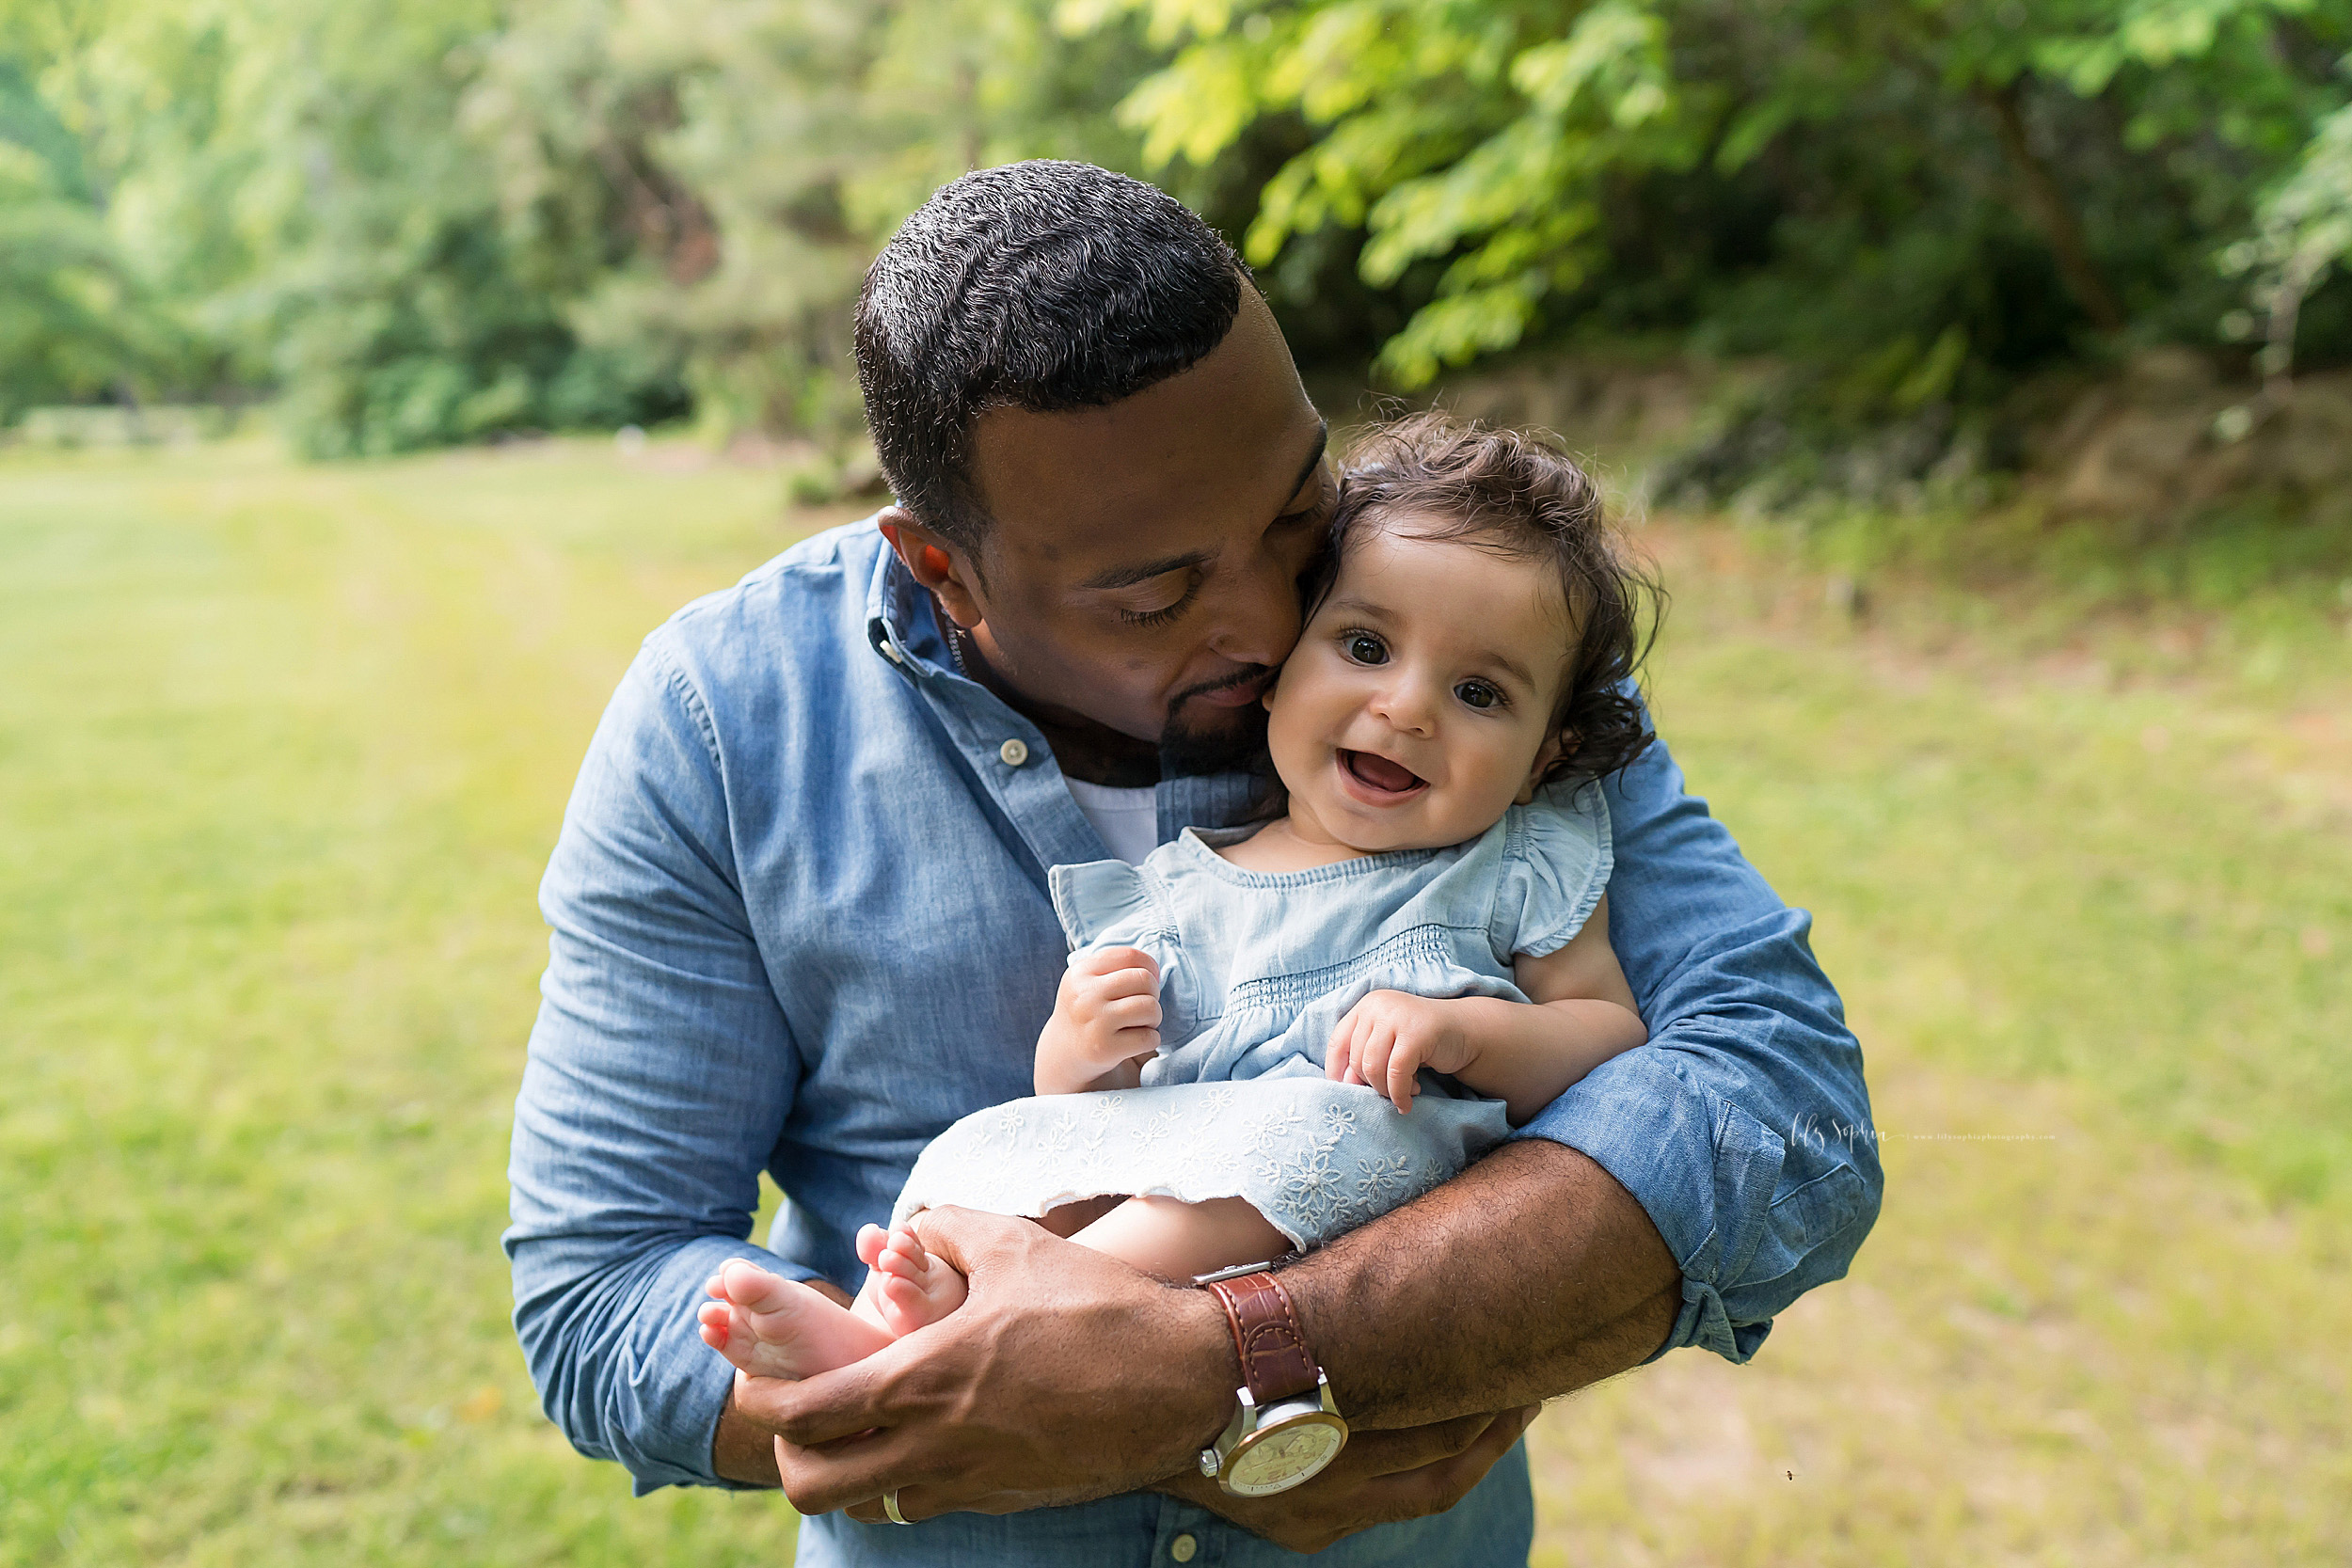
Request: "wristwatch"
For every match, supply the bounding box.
[1194,1264,1350,1497]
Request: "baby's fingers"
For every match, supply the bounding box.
[1068,969,1159,1016]
[1333,1042,1370,1086]
[1349,1022,1400,1111]
[1099,993,1162,1033]
[1329,1050,1369,1086]
[1386,1037,1426,1115]
[1069,945,1159,989]
[1326,1011,1361,1081]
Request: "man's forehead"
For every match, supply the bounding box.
[974,407,1327,570]
[962,289,1322,563]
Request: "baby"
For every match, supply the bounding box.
[697,412,1658,1377]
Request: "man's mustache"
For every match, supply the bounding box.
[1169,665,1275,710]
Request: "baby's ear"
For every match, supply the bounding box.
[1517,729,1568,804]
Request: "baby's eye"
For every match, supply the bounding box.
[1454,680,1504,711]
[1343,631,1389,665]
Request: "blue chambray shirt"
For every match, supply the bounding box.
[505,521,1882,1566]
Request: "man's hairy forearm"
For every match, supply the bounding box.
[713,1389,785,1486]
[1283,1138,1680,1429]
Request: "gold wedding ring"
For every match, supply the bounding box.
[882,1489,912,1526]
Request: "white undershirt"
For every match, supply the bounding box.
[1063,778,1160,865]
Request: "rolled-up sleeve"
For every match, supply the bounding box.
[505,638,810,1491]
[1514,721,1883,1363]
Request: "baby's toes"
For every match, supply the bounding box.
[718,1259,791,1313]
[884,1227,937,1276]
[854,1223,891,1270]
[874,1271,945,1338]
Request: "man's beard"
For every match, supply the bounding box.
[1158,695,1273,778]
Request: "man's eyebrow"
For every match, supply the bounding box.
[1076,422,1332,593]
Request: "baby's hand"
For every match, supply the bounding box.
[1046,945,1163,1068]
[1327,990,1474,1113]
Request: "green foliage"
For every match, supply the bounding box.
[2269,97,2352,287]
[463,0,1147,450]
[1087,0,1703,384]
[7,0,2352,454]
[1083,0,2352,392]
[1,0,691,453]
[0,103,130,417]
[0,0,1151,452]
[0,51,196,418]
[223,0,696,455]
[2230,63,2352,382]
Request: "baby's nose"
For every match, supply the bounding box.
[1371,684,1438,734]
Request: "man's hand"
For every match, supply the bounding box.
[1034,948,1161,1094]
[731,1206,1232,1517]
[1327,990,1473,1112]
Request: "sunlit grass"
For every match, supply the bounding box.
[3,437,2345,1564]
[2,438,813,1564]
[1528,520,2352,1564]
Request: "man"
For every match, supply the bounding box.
[507,161,1880,1565]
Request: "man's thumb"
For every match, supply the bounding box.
[903,1203,999,1277]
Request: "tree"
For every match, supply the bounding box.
[1077,0,2352,396]
[2236,79,2352,390]
[466,0,1151,449]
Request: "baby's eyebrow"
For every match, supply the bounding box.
[1476,647,1538,689]
[1328,597,1541,689]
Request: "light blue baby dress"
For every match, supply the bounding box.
[891,781,1613,1251]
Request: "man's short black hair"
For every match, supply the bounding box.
[855,161,1247,553]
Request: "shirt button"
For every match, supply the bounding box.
[1169,1533,1199,1563]
[998,737,1030,768]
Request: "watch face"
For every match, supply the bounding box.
[1225,1414,1348,1497]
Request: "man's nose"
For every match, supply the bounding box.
[1205,556,1301,670]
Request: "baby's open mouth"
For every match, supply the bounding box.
[1340,749,1427,797]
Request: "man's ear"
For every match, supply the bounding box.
[1516,729,1568,804]
[877,507,986,630]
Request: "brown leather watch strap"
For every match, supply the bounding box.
[1205,1272,1320,1404]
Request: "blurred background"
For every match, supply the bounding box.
[3,0,2348,1563]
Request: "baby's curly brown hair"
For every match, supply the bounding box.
[1320,410,1662,785]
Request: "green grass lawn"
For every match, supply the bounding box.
[3,437,2346,1565]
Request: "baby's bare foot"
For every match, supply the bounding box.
[855,1222,968,1338]
[696,1259,894,1379]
